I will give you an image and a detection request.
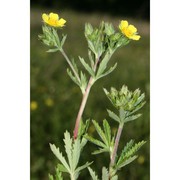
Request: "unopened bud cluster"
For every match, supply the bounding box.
[104,85,145,113]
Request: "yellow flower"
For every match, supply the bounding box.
[119,20,140,40]
[45,98,54,107]
[42,12,66,28]
[30,101,38,111]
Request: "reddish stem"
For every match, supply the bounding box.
[73,77,94,139]
[110,123,124,166]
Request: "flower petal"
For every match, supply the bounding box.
[119,20,128,30]
[49,13,59,21]
[130,34,141,40]
[57,18,66,27]
[128,25,137,34]
[42,13,49,23]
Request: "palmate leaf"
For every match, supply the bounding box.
[92,148,109,155]
[88,50,95,68]
[124,114,142,123]
[85,120,114,155]
[117,156,138,170]
[75,161,93,173]
[103,120,111,146]
[80,71,88,93]
[96,51,112,78]
[96,63,117,80]
[92,120,108,146]
[63,131,73,170]
[49,143,70,173]
[116,140,146,170]
[102,167,109,180]
[48,164,64,180]
[46,48,59,53]
[67,68,80,86]
[50,131,91,179]
[111,175,118,180]
[88,167,99,180]
[72,136,81,170]
[60,34,67,48]
[78,119,90,138]
[84,134,107,149]
[79,56,95,77]
[107,110,120,123]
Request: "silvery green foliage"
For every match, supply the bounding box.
[88,167,118,180]
[104,85,146,124]
[39,25,67,52]
[38,21,147,179]
[116,140,146,170]
[49,131,92,180]
[84,120,115,156]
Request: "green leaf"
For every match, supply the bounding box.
[67,69,80,86]
[102,167,109,180]
[117,155,138,170]
[111,175,118,180]
[96,63,117,80]
[134,93,145,106]
[92,120,109,146]
[84,134,107,148]
[72,138,81,170]
[60,34,67,48]
[129,101,146,115]
[52,28,61,47]
[75,162,93,173]
[78,119,90,138]
[92,148,109,155]
[57,164,68,173]
[88,50,95,68]
[63,131,73,170]
[87,40,96,55]
[96,51,112,77]
[80,71,87,93]
[55,170,64,180]
[49,143,70,173]
[80,138,88,152]
[116,140,146,169]
[107,109,120,123]
[46,48,59,53]
[79,56,95,77]
[124,114,142,123]
[48,174,54,180]
[88,167,99,180]
[103,119,111,146]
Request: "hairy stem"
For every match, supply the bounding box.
[73,77,94,139]
[109,123,124,178]
[73,56,100,139]
[60,49,81,83]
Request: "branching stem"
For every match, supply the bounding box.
[73,56,100,139]
[60,49,81,83]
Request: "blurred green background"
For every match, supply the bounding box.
[31,1,150,180]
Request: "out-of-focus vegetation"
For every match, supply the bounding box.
[31,8,150,180]
[31,0,150,20]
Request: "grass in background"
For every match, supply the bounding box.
[31,8,150,180]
